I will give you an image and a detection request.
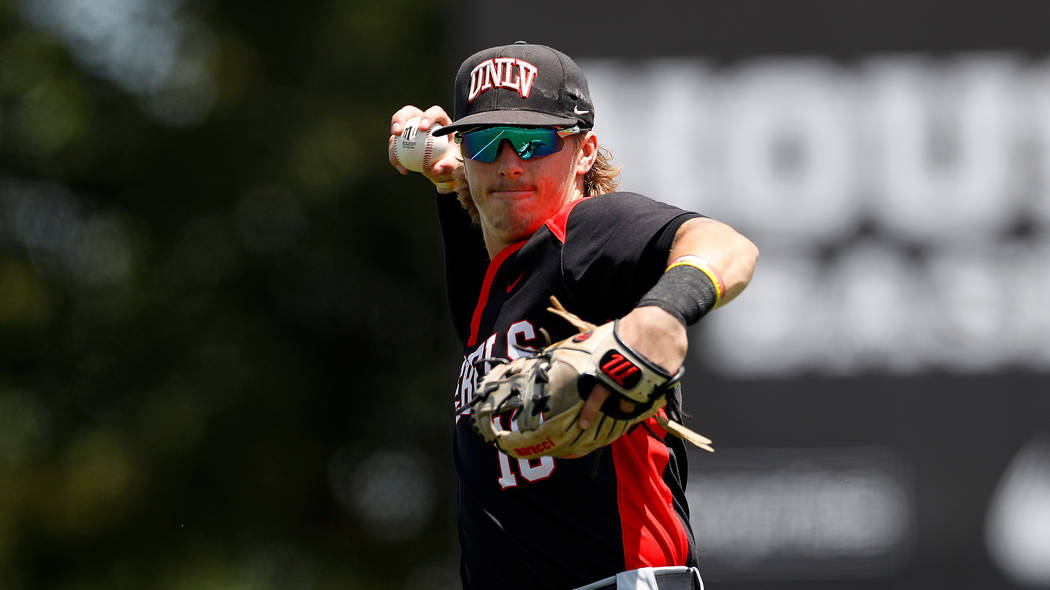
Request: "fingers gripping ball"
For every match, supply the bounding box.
[394,117,449,173]
[470,298,711,460]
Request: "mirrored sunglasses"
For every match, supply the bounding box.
[455,126,582,162]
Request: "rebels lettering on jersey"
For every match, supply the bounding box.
[454,334,495,420]
[453,321,543,421]
[468,58,538,102]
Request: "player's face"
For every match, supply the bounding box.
[463,130,591,251]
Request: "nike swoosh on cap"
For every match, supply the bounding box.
[573,106,589,115]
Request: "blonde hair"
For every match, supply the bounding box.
[584,146,622,197]
[453,142,622,225]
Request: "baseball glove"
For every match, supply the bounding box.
[470,297,714,459]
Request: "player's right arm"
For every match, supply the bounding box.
[388,105,487,343]
[388,105,462,193]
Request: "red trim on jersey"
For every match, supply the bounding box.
[467,241,526,348]
[543,197,591,243]
[612,413,690,570]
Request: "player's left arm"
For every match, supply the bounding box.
[578,217,758,427]
[663,217,759,305]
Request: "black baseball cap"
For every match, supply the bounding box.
[432,41,595,136]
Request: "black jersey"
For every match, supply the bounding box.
[437,191,701,590]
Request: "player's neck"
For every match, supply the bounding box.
[482,232,519,260]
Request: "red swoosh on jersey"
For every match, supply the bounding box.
[506,273,525,293]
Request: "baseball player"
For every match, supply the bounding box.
[388,42,758,590]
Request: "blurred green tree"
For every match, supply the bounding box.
[0,0,461,587]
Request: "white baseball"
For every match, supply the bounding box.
[394,117,449,173]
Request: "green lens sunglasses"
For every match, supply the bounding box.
[455,126,582,162]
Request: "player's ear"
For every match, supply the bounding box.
[575,131,599,176]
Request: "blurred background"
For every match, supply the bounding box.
[1,0,1047,588]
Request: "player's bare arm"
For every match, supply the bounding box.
[666,217,759,304]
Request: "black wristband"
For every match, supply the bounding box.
[636,264,718,326]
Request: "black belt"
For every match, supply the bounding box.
[574,566,704,590]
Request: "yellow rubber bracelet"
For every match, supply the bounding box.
[666,255,725,307]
